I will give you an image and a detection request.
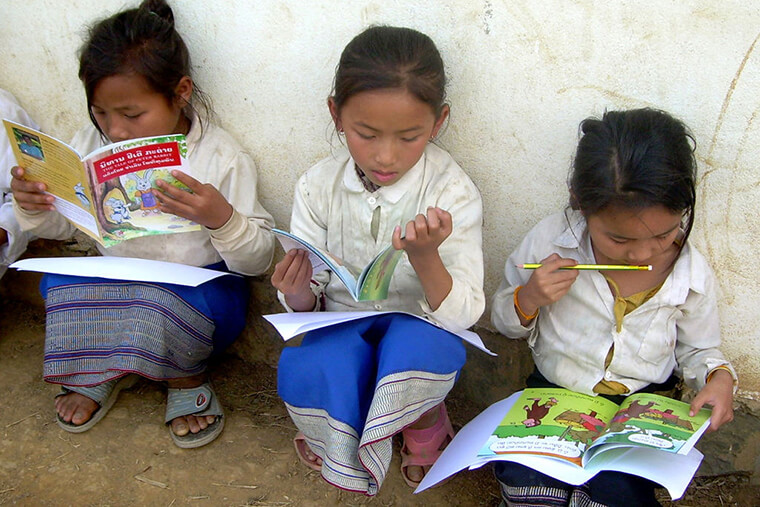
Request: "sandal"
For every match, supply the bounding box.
[165,382,225,449]
[293,432,323,471]
[55,374,138,433]
[400,403,455,487]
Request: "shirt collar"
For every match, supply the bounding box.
[342,151,426,204]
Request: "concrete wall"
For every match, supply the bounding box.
[2,1,759,397]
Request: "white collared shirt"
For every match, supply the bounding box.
[1,89,38,277]
[13,117,275,276]
[285,143,485,333]
[492,210,737,394]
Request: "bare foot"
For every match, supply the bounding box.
[167,374,218,436]
[55,392,99,426]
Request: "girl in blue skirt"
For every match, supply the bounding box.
[271,26,485,494]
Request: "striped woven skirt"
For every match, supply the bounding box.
[41,264,248,387]
[277,313,466,495]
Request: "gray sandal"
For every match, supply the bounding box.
[55,374,138,433]
[165,383,224,449]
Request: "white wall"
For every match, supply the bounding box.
[2,1,759,396]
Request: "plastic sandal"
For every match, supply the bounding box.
[400,402,455,487]
[165,382,225,449]
[293,432,323,471]
[56,374,138,433]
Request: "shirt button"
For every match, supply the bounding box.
[374,304,382,310]
[605,372,612,379]
[368,197,376,205]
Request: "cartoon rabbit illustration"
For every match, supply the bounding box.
[127,169,161,216]
[105,197,131,224]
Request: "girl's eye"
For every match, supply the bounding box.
[401,136,420,143]
[125,113,143,119]
[357,132,375,140]
[610,238,627,244]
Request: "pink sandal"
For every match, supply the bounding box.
[293,432,323,471]
[400,403,455,487]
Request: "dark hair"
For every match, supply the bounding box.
[331,26,447,118]
[78,0,210,136]
[570,108,697,250]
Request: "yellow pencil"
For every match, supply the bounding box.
[519,263,652,271]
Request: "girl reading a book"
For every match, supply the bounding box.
[491,108,737,506]
[270,26,485,494]
[10,0,274,448]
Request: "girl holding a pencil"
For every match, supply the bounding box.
[491,108,736,506]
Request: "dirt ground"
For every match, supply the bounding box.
[1,297,759,506]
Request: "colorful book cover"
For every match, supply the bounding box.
[3,119,199,247]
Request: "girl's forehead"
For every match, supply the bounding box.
[91,73,162,107]
[591,204,682,238]
[340,88,436,126]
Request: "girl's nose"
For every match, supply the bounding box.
[104,116,129,142]
[627,243,655,263]
[374,139,397,167]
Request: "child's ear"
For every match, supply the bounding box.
[174,76,193,106]
[327,97,342,132]
[430,104,450,139]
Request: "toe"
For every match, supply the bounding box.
[171,416,190,437]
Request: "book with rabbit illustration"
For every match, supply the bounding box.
[4,119,200,246]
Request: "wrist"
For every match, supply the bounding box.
[514,285,539,321]
[285,290,317,312]
[206,203,234,230]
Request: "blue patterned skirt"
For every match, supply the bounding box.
[41,262,248,387]
[277,313,466,495]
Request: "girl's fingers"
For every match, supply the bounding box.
[170,170,204,192]
[391,225,404,250]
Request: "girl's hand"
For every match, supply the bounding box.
[690,369,735,431]
[271,249,317,312]
[155,170,233,230]
[517,254,579,319]
[392,207,453,311]
[9,166,55,212]
[392,207,452,260]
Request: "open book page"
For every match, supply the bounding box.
[3,119,99,239]
[263,310,496,356]
[10,256,239,287]
[417,390,704,501]
[83,134,199,247]
[273,228,402,301]
[355,245,403,301]
[584,392,711,464]
[478,388,619,466]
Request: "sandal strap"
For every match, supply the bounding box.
[58,377,122,406]
[165,383,223,423]
[401,403,454,464]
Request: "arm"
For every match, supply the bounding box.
[1,192,33,268]
[403,179,485,332]
[674,271,737,431]
[155,151,275,276]
[491,214,580,336]
[271,173,329,312]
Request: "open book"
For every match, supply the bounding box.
[3,119,200,247]
[416,388,711,500]
[273,228,403,301]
